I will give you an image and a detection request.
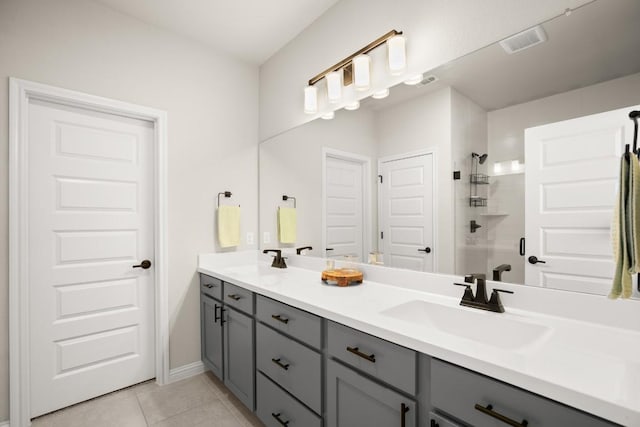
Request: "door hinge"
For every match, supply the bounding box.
[378,175,383,183]
[380,231,384,239]
[453,171,461,180]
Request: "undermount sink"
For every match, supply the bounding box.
[222,264,283,286]
[381,300,552,350]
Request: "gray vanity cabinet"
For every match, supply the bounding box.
[223,305,255,410]
[326,359,417,427]
[431,359,617,427]
[201,294,223,378]
[200,273,256,411]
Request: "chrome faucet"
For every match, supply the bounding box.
[454,274,513,313]
[263,249,287,268]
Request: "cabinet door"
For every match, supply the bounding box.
[201,295,223,379]
[326,360,416,427]
[223,306,255,410]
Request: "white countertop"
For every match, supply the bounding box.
[198,251,640,426]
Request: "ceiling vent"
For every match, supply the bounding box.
[500,25,547,54]
[416,75,438,86]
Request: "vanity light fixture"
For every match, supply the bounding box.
[304,86,318,114]
[372,88,390,99]
[344,101,360,111]
[387,34,407,75]
[353,54,371,91]
[304,30,404,114]
[404,73,424,85]
[326,71,343,103]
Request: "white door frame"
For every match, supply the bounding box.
[377,149,438,271]
[9,78,169,426]
[321,147,372,261]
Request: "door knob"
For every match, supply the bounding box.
[418,247,432,253]
[133,260,152,269]
[528,256,546,265]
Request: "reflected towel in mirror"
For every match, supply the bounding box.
[278,207,297,244]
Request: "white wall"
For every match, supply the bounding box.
[260,108,378,257]
[259,0,592,141]
[0,0,259,421]
[376,87,454,273]
[450,89,489,276]
[487,72,640,284]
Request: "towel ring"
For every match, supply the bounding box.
[282,195,296,208]
[217,191,239,208]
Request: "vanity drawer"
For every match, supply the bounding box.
[256,371,321,427]
[200,274,222,300]
[256,295,322,349]
[431,359,617,427]
[256,322,322,414]
[223,282,254,314]
[327,321,416,395]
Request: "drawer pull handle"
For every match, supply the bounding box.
[204,283,214,289]
[271,412,290,426]
[346,346,376,363]
[475,403,528,427]
[400,403,410,427]
[219,308,226,326]
[271,314,290,324]
[271,357,290,370]
[227,294,242,301]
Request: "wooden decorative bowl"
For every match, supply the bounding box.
[321,269,364,287]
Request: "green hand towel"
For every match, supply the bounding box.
[611,156,632,299]
[630,156,640,276]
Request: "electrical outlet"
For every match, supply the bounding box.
[246,232,254,245]
[263,232,271,244]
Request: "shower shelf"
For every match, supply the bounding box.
[470,173,489,184]
[469,196,487,207]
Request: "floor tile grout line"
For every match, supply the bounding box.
[134,392,151,427]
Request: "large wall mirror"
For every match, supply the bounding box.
[259,0,640,295]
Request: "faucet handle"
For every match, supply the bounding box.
[454,283,475,302]
[488,288,514,313]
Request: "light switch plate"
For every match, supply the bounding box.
[246,232,254,245]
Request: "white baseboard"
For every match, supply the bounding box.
[168,361,206,383]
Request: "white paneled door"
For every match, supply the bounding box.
[28,99,155,416]
[379,153,435,272]
[525,105,639,295]
[325,156,365,261]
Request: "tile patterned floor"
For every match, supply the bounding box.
[31,372,265,427]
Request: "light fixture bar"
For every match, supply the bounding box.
[308,29,403,86]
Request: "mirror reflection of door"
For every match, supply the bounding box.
[379,152,435,272]
[525,105,638,294]
[324,153,368,262]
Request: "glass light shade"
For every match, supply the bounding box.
[387,35,406,75]
[321,111,335,120]
[353,54,371,91]
[345,101,360,111]
[304,86,318,114]
[372,88,389,99]
[404,74,423,85]
[326,71,342,104]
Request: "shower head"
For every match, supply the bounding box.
[472,152,488,164]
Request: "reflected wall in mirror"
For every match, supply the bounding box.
[259,0,640,295]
